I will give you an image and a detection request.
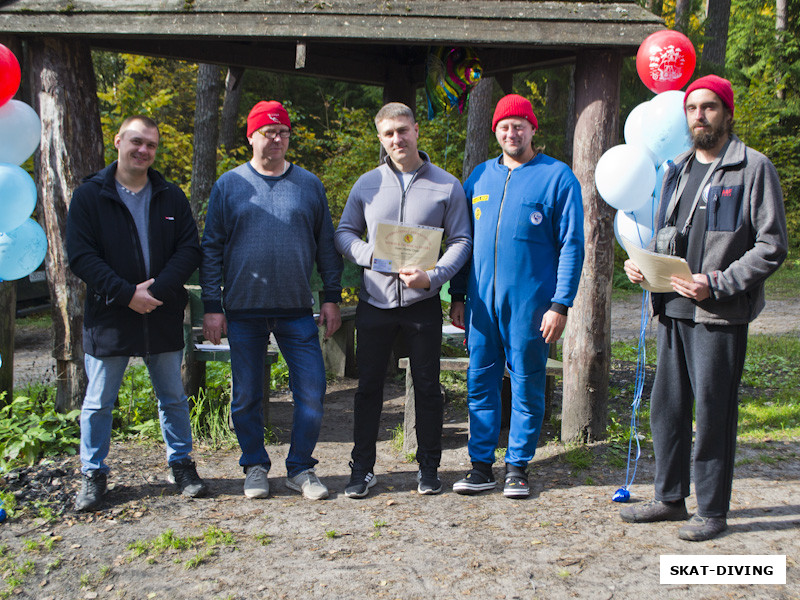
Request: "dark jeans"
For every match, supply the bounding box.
[352,296,443,472]
[651,315,748,518]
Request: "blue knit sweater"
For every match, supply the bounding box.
[200,162,342,316]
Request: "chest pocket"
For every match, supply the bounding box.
[706,185,744,232]
[513,201,554,243]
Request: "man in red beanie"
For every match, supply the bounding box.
[621,75,787,540]
[200,101,343,501]
[449,93,585,498]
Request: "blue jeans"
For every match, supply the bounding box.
[80,350,193,474]
[226,313,326,477]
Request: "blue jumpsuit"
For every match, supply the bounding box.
[457,154,584,466]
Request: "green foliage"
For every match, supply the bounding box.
[112,364,160,441]
[127,526,237,570]
[0,393,80,470]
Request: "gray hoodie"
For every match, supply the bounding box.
[335,152,472,309]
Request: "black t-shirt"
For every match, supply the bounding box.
[663,158,711,319]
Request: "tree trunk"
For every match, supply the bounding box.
[0,282,15,402]
[190,63,222,225]
[28,37,105,412]
[647,0,664,16]
[674,0,692,33]
[561,50,621,443]
[564,65,576,165]
[0,35,23,402]
[462,77,494,181]
[702,0,731,71]
[776,0,787,99]
[219,66,245,152]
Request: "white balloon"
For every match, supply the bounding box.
[644,90,692,164]
[0,100,41,166]
[624,101,660,166]
[615,209,654,249]
[595,144,657,212]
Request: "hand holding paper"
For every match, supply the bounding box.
[620,237,693,293]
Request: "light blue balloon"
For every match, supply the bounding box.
[614,209,654,249]
[0,100,42,166]
[595,144,656,212]
[0,163,37,233]
[0,218,48,281]
[624,101,660,166]
[643,90,692,164]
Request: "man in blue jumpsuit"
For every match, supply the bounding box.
[450,94,584,498]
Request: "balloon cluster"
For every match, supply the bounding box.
[424,47,482,120]
[595,31,697,249]
[0,44,47,283]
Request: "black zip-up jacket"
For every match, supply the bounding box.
[66,162,201,357]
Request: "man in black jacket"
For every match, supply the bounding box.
[66,116,207,511]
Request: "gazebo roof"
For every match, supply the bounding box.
[0,0,663,84]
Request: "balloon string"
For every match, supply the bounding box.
[444,129,449,172]
[623,289,649,490]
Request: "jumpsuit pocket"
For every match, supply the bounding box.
[513,201,553,243]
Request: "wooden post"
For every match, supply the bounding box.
[561,50,621,443]
[219,66,244,152]
[462,76,494,182]
[190,63,221,225]
[28,37,105,412]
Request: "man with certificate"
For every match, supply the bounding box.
[335,102,472,498]
[620,76,788,541]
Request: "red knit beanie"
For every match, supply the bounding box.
[491,94,538,132]
[684,75,734,117]
[247,101,291,137]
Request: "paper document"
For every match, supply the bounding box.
[620,237,693,293]
[371,221,443,273]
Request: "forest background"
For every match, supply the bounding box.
[88,0,800,252]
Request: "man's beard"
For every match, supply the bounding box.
[692,120,729,150]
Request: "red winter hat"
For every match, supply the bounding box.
[684,75,734,117]
[491,94,538,132]
[247,101,291,137]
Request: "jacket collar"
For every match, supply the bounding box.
[381,150,431,174]
[86,161,169,202]
[672,133,745,171]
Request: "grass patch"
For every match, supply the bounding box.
[764,255,800,300]
[561,444,594,472]
[127,526,237,569]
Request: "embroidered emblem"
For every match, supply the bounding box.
[530,211,543,226]
[475,207,481,220]
[472,195,489,204]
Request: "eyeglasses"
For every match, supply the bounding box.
[257,128,291,140]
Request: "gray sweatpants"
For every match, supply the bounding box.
[650,314,748,518]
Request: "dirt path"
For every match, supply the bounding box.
[3,299,799,598]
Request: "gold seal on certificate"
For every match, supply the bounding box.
[371,221,443,273]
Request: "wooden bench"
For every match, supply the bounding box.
[399,347,563,456]
[310,261,362,378]
[181,284,278,423]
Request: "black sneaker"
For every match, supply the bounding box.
[75,471,107,512]
[503,464,530,498]
[620,499,689,523]
[168,459,209,498]
[417,469,442,495]
[678,515,727,541]
[344,461,376,498]
[453,465,496,495]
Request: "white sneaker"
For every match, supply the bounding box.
[286,468,329,500]
[244,464,270,498]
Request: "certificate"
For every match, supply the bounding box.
[620,236,693,293]
[371,221,443,273]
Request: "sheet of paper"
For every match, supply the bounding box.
[620,236,694,293]
[371,221,443,273]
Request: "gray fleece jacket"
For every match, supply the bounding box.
[652,135,788,325]
[335,152,472,309]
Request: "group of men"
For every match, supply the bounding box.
[66,74,786,543]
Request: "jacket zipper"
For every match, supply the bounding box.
[397,166,422,306]
[492,168,513,318]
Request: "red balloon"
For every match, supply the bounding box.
[0,44,21,107]
[636,31,697,94]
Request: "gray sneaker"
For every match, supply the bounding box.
[678,515,727,541]
[286,468,329,500]
[243,464,270,498]
[620,499,688,523]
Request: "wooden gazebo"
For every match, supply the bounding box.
[0,0,662,440]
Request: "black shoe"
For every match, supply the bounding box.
[75,471,107,512]
[453,464,496,495]
[503,464,530,498]
[620,499,689,523]
[169,459,209,498]
[678,515,727,541]
[344,461,376,499]
[417,469,442,495]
